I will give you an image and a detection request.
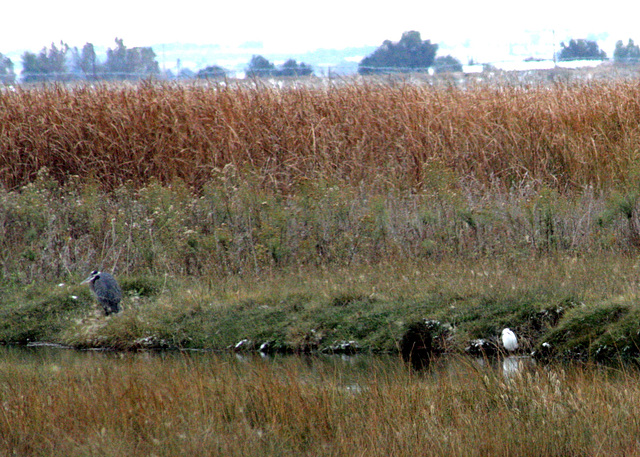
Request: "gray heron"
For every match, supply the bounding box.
[81,270,122,316]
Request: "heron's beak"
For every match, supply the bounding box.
[80,276,92,285]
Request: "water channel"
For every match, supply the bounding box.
[0,343,534,382]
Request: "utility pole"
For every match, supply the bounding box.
[553,30,557,66]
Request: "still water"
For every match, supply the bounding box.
[0,343,534,381]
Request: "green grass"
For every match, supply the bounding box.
[2,349,640,456]
[2,254,640,363]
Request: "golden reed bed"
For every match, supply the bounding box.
[2,79,639,192]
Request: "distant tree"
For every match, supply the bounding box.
[102,38,159,80]
[558,39,606,61]
[69,43,98,80]
[129,47,160,76]
[21,42,71,83]
[0,53,16,84]
[614,39,640,64]
[246,55,275,78]
[21,52,39,82]
[275,59,313,77]
[358,31,438,74]
[196,65,227,79]
[78,43,97,79]
[433,55,463,74]
[43,42,69,78]
[103,38,127,78]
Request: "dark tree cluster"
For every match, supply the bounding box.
[277,59,313,77]
[21,42,70,83]
[558,39,607,61]
[245,55,313,78]
[614,39,640,64]
[19,38,159,83]
[358,31,439,74]
[196,65,227,79]
[433,55,463,74]
[100,38,160,80]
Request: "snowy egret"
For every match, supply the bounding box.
[501,328,518,352]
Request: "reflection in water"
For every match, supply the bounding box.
[451,354,537,380]
[0,344,536,388]
[0,344,403,395]
[502,355,536,379]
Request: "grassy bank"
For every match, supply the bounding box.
[2,253,640,362]
[1,174,640,360]
[2,350,640,456]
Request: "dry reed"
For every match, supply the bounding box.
[2,79,640,192]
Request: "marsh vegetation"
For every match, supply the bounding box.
[4,76,640,455]
[2,79,640,358]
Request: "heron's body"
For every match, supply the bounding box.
[501,328,518,352]
[81,270,122,315]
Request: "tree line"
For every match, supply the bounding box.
[558,38,640,63]
[0,39,160,84]
[0,38,316,84]
[0,33,639,84]
[193,56,313,80]
[357,32,640,75]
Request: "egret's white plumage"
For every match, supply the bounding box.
[501,328,518,352]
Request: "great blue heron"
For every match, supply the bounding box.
[501,328,518,352]
[81,270,122,316]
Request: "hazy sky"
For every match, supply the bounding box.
[2,0,637,60]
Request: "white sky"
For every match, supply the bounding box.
[1,1,638,61]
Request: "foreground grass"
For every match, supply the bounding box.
[1,349,639,456]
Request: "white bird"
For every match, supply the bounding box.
[501,328,518,352]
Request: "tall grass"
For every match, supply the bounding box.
[1,350,640,456]
[2,80,640,192]
[1,169,639,283]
